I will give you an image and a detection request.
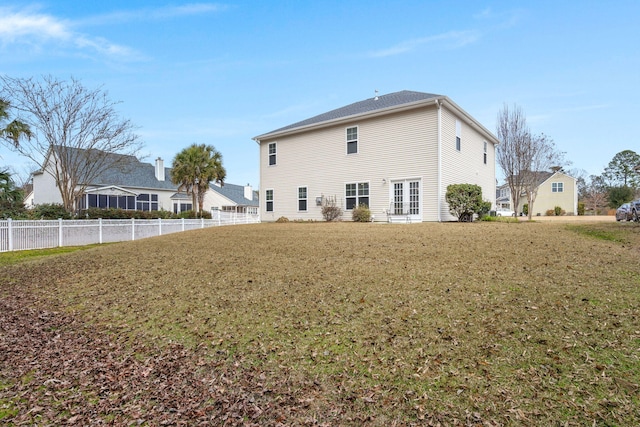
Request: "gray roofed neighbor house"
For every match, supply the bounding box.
[92,156,177,190]
[209,182,259,206]
[258,90,441,137]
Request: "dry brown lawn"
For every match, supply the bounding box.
[1,220,640,426]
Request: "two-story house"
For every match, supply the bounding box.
[253,90,499,222]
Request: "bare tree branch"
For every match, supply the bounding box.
[0,75,142,212]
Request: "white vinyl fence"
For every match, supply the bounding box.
[0,211,260,252]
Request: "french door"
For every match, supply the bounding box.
[391,179,421,221]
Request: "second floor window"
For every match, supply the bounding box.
[552,182,564,193]
[346,126,358,154]
[483,141,487,164]
[268,142,277,166]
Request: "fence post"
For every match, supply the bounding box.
[131,217,135,241]
[99,218,103,244]
[158,217,162,236]
[7,218,13,251]
[201,217,204,228]
[58,218,63,247]
[181,218,185,231]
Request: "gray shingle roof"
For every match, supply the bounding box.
[209,183,259,206]
[93,157,177,190]
[262,90,441,136]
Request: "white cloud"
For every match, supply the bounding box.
[368,30,480,58]
[76,3,227,26]
[0,6,139,60]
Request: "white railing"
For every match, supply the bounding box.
[0,213,261,252]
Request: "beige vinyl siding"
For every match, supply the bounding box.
[520,172,577,216]
[439,106,496,221]
[259,106,439,221]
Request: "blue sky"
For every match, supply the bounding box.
[1,1,639,187]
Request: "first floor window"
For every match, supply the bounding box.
[136,193,159,211]
[346,182,369,209]
[84,194,135,210]
[173,202,193,213]
[298,186,307,211]
[552,182,564,192]
[266,189,274,212]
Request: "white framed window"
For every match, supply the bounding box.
[136,193,159,211]
[346,126,358,154]
[265,189,274,211]
[298,186,307,211]
[552,182,564,193]
[455,120,461,151]
[483,141,488,164]
[268,142,277,166]
[345,182,369,209]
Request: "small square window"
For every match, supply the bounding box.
[552,182,564,193]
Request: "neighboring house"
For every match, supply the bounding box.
[496,183,511,209]
[253,90,499,222]
[30,147,258,214]
[208,182,259,214]
[501,170,578,216]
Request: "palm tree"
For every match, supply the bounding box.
[0,169,24,206]
[0,98,32,147]
[171,144,226,216]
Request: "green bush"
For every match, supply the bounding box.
[82,208,178,219]
[31,203,71,219]
[522,204,529,216]
[351,204,371,222]
[445,183,486,222]
[554,206,564,216]
[578,202,585,216]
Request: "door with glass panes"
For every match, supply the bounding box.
[391,179,421,221]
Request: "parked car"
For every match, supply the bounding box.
[616,203,632,221]
[630,199,640,222]
[496,208,516,217]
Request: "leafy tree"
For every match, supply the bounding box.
[0,75,141,212]
[445,183,485,222]
[171,144,226,216]
[0,98,32,147]
[0,169,27,218]
[607,186,634,209]
[603,150,640,189]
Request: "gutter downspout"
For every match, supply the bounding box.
[435,99,442,222]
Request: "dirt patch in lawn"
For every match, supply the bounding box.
[1,221,640,425]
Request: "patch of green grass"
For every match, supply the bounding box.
[566,223,631,244]
[0,245,101,266]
